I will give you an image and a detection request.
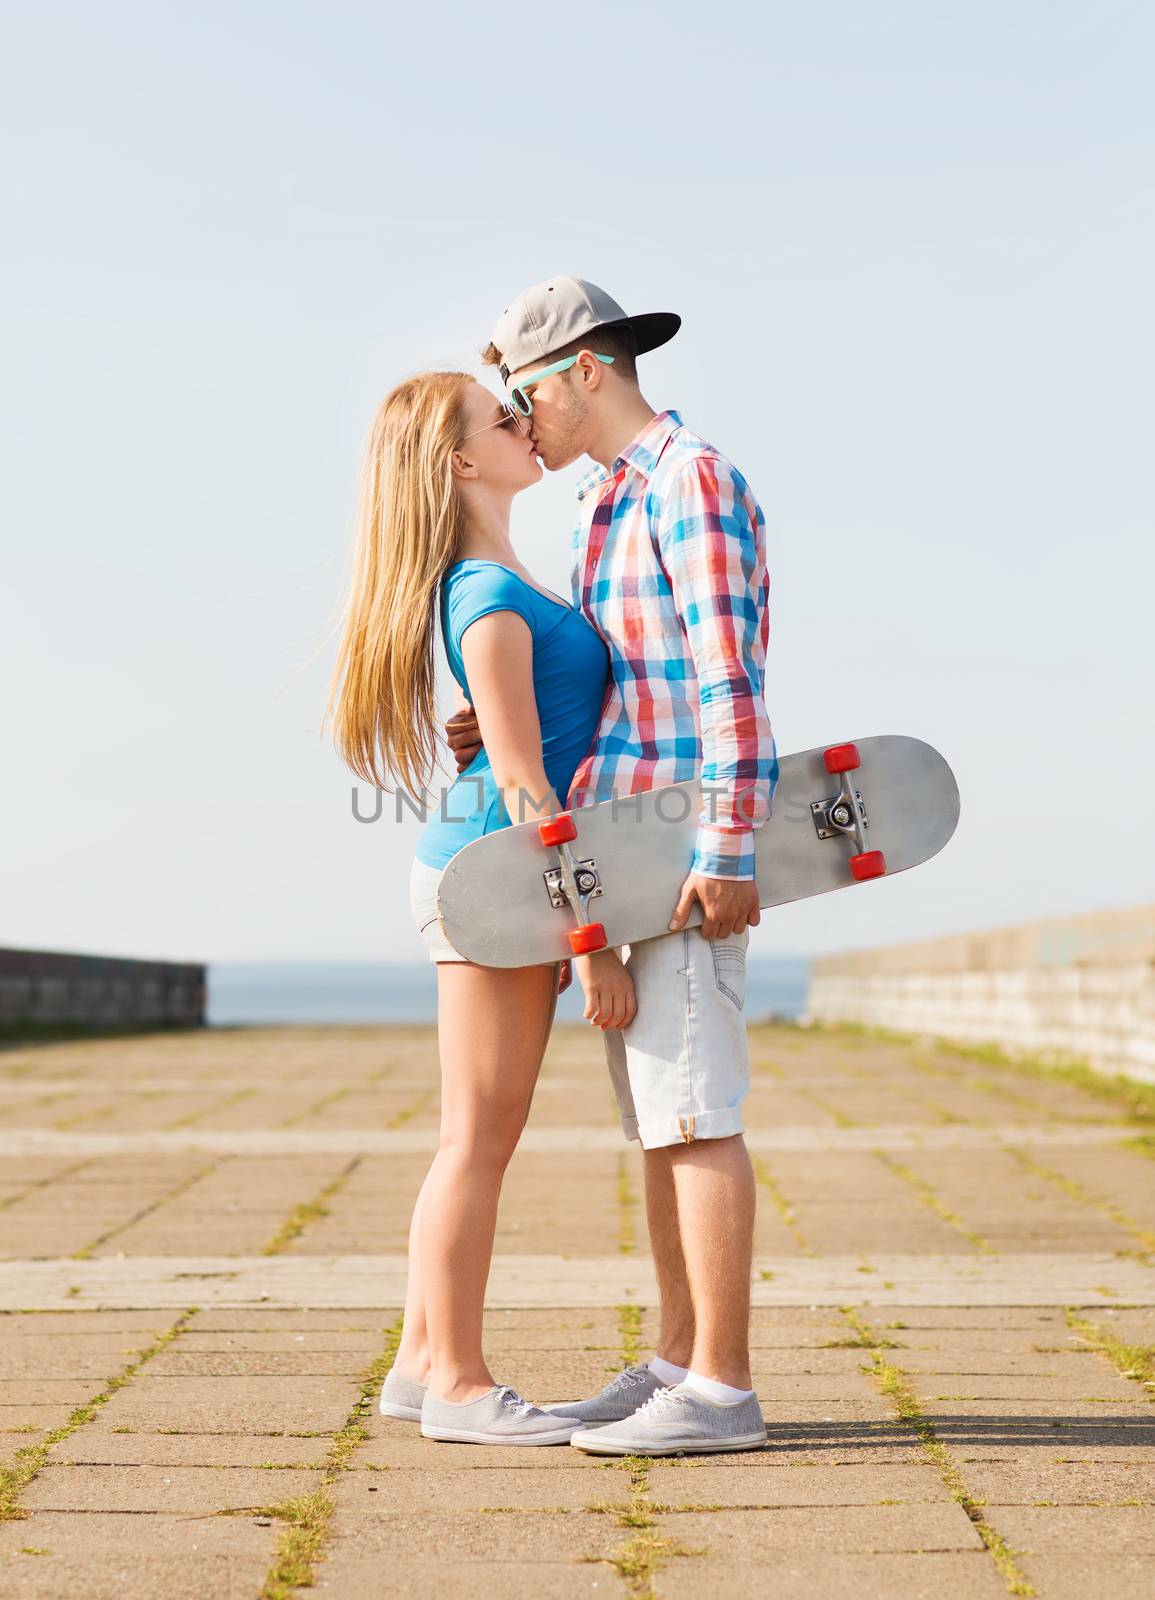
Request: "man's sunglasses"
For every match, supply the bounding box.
[507,353,615,416]
[461,401,529,442]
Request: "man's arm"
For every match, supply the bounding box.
[658,454,778,883]
[444,680,482,772]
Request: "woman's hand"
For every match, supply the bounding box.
[557,960,573,995]
[573,949,637,1030]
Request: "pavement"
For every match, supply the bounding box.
[0,1019,1153,1598]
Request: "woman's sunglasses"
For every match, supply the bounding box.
[461,401,528,442]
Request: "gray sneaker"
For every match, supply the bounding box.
[570,1382,766,1456]
[378,1366,426,1421]
[421,1384,582,1446]
[542,1363,665,1424]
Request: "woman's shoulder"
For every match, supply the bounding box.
[442,561,538,633]
[443,561,540,609]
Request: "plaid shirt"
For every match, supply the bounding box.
[567,410,778,879]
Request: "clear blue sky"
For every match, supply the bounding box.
[2,1,1151,963]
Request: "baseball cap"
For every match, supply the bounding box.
[490,276,681,383]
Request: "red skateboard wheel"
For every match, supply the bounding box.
[569,923,607,955]
[539,814,577,847]
[823,742,861,774]
[849,850,887,881]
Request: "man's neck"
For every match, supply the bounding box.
[585,394,660,471]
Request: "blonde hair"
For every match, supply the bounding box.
[324,370,470,797]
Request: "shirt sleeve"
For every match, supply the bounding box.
[656,456,778,880]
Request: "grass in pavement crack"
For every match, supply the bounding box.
[277,1086,354,1129]
[603,1526,705,1595]
[840,1308,1035,1596]
[799,1087,858,1127]
[874,1152,996,1254]
[165,1088,255,1130]
[905,1051,1058,1122]
[0,1306,199,1522]
[751,1153,813,1254]
[1005,1147,1155,1255]
[618,1303,643,1367]
[816,1023,1155,1125]
[1064,1308,1155,1398]
[1128,1132,1155,1163]
[386,1088,435,1131]
[583,1308,706,1596]
[587,1454,704,1598]
[261,1156,363,1256]
[256,1313,403,1600]
[71,1160,218,1259]
[0,1160,92,1214]
[617,1152,638,1255]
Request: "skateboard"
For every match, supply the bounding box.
[435,736,960,967]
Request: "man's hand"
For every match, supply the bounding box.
[444,706,482,773]
[669,874,761,940]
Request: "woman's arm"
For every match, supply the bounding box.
[458,612,559,827]
[460,611,636,1028]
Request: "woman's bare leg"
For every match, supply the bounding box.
[394,959,560,1400]
[391,1168,433,1381]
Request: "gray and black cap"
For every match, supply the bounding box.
[490,276,681,384]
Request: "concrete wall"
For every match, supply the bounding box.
[807,903,1155,1083]
[0,947,206,1031]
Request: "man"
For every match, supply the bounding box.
[446,276,778,1455]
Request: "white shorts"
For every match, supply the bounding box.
[603,926,751,1150]
[409,857,469,963]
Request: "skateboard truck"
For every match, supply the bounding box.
[537,814,608,954]
[813,743,887,882]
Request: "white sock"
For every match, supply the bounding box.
[684,1370,755,1404]
[648,1355,689,1386]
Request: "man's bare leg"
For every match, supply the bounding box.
[667,1132,756,1389]
[643,1146,695,1368]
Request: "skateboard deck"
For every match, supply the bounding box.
[435,736,960,967]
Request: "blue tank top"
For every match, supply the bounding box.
[414,560,610,870]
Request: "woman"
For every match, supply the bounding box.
[325,371,636,1445]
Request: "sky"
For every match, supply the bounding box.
[2,1,1152,965]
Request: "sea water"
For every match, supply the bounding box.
[208,958,810,1027]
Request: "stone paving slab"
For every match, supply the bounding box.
[49,1431,335,1466]
[643,1461,952,1505]
[651,1552,1008,1599]
[323,1506,629,1568]
[20,1463,318,1513]
[88,1373,360,1435]
[312,1558,622,1598]
[4,1251,1152,1309]
[1012,1554,1155,1600]
[334,1465,613,1511]
[1,1019,1154,1598]
[0,1553,276,1600]
[0,1514,276,1600]
[361,1431,617,1471]
[142,1348,373,1377]
[0,1122,1138,1155]
[653,1502,985,1553]
[984,1503,1155,1550]
[961,1458,1155,1502]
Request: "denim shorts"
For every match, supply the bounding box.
[409,856,469,963]
[602,925,751,1150]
